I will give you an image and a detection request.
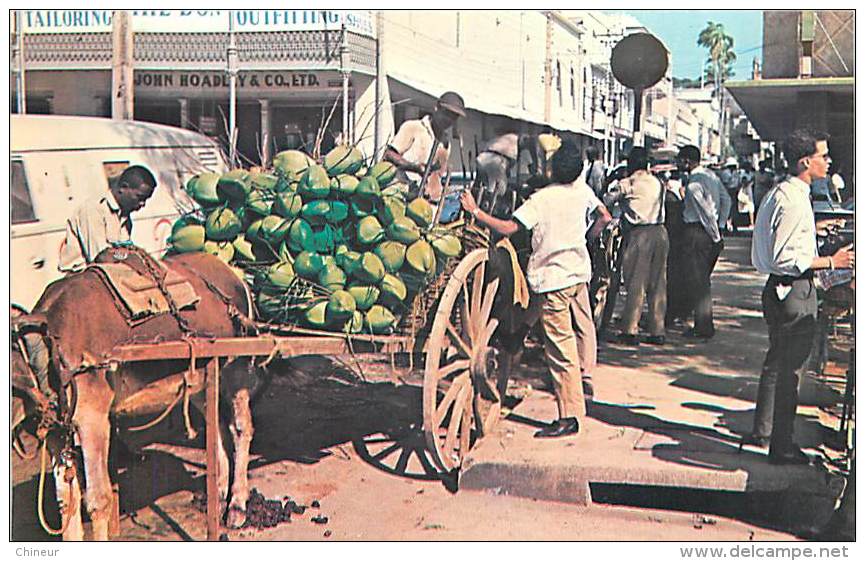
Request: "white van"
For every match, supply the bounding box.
[11,115,229,309]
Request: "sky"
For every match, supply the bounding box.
[610,10,763,80]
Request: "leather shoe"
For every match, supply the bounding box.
[534,417,580,438]
[769,447,811,465]
[644,335,665,345]
[582,380,595,402]
[683,328,714,340]
[616,333,640,346]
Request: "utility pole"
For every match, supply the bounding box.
[374,11,385,158]
[227,11,238,167]
[340,20,350,144]
[14,10,27,114]
[111,10,134,120]
[543,13,553,124]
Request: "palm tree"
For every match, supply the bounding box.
[698,22,737,153]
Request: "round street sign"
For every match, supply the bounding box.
[611,33,669,90]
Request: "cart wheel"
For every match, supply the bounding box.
[423,248,501,473]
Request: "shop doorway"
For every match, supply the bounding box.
[270,103,345,157]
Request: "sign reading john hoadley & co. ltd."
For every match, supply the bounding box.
[133,71,345,92]
[20,9,375,37]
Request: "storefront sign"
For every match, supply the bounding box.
[20,9,375,38]
[133,71,341,91]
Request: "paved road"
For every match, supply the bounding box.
[11,236,848,541]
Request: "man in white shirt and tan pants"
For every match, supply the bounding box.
[746,129,853,464]
[460,139,612,438]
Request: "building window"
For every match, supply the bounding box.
[556,60,562,107]
[582,67,589,121]
[11,160,37,224]
[570,67,576,110]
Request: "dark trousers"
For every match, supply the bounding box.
[682,223,723,336]
[751,276,818,451]
[620,224,669,336]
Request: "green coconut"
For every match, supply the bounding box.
[326,289,357,321]
[374,241,407,273]
[427,229,463,259]
[379,273,408,303]
[232,234,256,262]
[277,241,293,263]
[307,224,332,254]
[287,218,315,253]
[185,173,222,207]
[324,144,365,176]
[246,218,264,241]
[387,216,421,244]
[318,263,347,291]
[406,197,434,228]
[382,183,410,199]
[405,239,437,276]
[332,174,360,197]
[171,215,203,236]
[357,216,385,246]
[367,161,397,186]
[217,169,251,203]
[248,172,279,192]
[347,310,364,333]
[259,214,292,244]
[273,191,304,219]
[267,261,296,289]
[245,189,272,216]
[300,200,331,225]
[347,284,380,311]
[377,195,406,226]
[325,200,349,224]
[335,250,363,277]
[272,150,312,182]
[298,165,331,199]
[354,252,386,284]
[170,224,206,253]
[354,176,382,201]
[294,251,326,280]
[364,305,397,334]
[205,207,242,241]
[304,301,330,328]
[203,240,235,263]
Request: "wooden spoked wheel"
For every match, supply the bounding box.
[423,248,502,473]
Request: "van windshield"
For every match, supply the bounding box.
[11,160,37,224]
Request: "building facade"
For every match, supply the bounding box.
[726,10,854,186]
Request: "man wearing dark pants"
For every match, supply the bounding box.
[607,147,668,345]
[746,129,854,463]
[677,145,724,339]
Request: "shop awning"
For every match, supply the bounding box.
[388,74,599,138]
[725,77,853,141]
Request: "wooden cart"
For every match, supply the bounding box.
[108,244,503,540]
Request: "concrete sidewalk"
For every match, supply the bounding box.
[461,236,849,532]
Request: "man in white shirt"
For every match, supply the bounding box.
[475,131,540,217]
[59,165,157,272]
[746,129,853,464]
[606,147,668,345]
[677,145,724,339]
[384,91,466,203]
[460,140,612,438]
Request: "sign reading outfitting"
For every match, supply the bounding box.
[20,9,375,38]
[134,71,341,91]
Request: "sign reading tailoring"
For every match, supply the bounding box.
[21,9,375,37]
[134,71,340,91]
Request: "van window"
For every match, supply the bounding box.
[11,160,37,224]
[103,161,131,182]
